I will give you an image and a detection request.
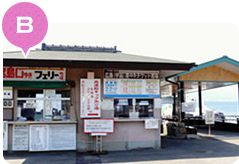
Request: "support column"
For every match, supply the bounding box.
[198,82,202,116]
[173,92,176,116]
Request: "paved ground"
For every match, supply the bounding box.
[3,129,239,164]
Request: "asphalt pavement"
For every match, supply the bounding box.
[3,129,239,164]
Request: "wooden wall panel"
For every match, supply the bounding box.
[179,65,239,82]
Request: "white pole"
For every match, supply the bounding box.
[208,124,211,136]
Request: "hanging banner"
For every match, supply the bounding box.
[80,79,101,118]
[3,67,65,81]
[3,121,8,151]
[84,119,114,133]
[104,79,160,98]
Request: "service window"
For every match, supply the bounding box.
[114,98,154,118]
[135,99,154,118]
[17,89,70,121]
[114,99,133,118]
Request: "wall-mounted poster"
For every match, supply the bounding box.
[104,79,160,98]
[145,119,159,129]
[12,125,29,151]
[29,125,48,151]
[48,124,76,150]
[3,121,8,151]
[3,67,66,81]
[29,124,76,151]
[80,79,101,118]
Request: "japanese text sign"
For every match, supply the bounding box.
[3,67,65,81]
[84,119,114,133]
[80,79,101,118]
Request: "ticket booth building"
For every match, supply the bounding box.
[3,45,195,152]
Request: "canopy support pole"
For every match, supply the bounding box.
[198,82,203,116]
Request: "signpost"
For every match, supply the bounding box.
[84,119,114,153]
[205,110,215,136]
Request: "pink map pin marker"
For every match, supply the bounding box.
[2,2,48,58]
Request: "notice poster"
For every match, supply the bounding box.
[12,125,29,151]
[84,119,114,133]
[48,124,76,150]
[145,119,159,129]
[80,79,101,118]
[104,79,160,98]
[29,125,48,151]
[3,121,8,151]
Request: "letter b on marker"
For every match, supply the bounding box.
[16,17,33,33]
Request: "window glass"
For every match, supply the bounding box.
[17,89,70,121]
[18,90,43,98]
[135,99,154,118]
[114,99,133,118]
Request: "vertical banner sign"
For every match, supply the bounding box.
[3,121,8,151]
[80,79,101,118]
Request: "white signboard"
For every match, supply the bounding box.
[3,67,66,81]
[3,87,13,99]
[84,119,114,133]
[104,79,160,98]
[80,79,101,118]
[101,99,114,110]
[29,125,48,151]
[182,102,196,112]
[48,124,76,150]
[12,125,29,151]
[205,110,215,125]
[3,100,14,108]
[104,69,159,79]
[145,119,159,129]
[3,121,8,151]
[29,124,76,151]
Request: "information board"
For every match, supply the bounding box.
[29,124,76,151]
[84,119,114,133]
[104,79,160,98]
[205,110,215,125]
[80,79,101,118]
[29,125,48,151]
[48,124,76,150]
[145,119,159,129]
[12,125,29,151]
[3,121,8,151]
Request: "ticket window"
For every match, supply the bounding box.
[114,98,154,118]
[135,99,154,118]
[114,99,133,118]
[17,89,70,121]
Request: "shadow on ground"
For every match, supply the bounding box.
[4,130,239,164]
